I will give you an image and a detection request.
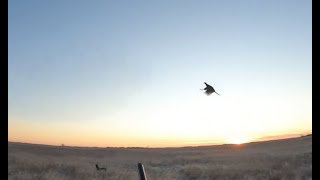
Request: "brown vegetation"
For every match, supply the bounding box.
[8,135,312,180]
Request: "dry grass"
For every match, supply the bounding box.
[8,135,312,180]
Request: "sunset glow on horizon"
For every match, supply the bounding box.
[9,0,311,148]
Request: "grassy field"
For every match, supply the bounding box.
[8,135,312,180]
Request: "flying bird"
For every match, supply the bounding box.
[201,82,220,96]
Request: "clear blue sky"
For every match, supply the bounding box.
[9,0,312,147]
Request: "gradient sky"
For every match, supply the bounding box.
[8,0,312,147]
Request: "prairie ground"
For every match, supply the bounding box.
[8,135,312,180]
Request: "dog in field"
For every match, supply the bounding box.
[96,164,106,171]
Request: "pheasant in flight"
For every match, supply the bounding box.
[201,82,220,96]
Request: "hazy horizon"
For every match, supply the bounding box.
[8,130,312,148]
[9,0,312,147]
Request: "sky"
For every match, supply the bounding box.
[8,0,312,147]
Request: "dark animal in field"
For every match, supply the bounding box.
[96,164,106,171]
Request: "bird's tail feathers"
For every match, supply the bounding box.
[215,92,221,95]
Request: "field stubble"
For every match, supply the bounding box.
[8,135,312,180]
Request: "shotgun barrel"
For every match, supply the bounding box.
[138,163,147,180]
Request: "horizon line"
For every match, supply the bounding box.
[8,133,312,149]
